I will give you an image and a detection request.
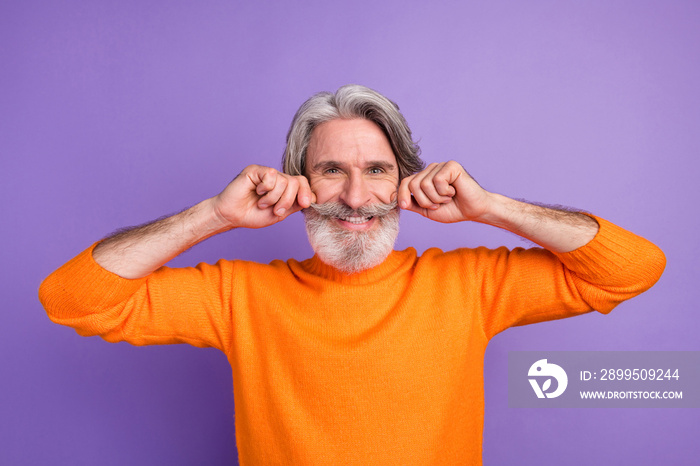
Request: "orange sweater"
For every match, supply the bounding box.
[39,216,665,465]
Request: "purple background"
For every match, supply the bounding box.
[3,0,698,464]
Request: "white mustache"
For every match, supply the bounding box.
[304,200,398,218]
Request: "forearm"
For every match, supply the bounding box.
[91,165,312,279]
[93,197,232,279]
[476,193,599,253]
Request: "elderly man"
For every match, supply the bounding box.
[40,84,665,465]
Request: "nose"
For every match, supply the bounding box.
[338,172,371,210]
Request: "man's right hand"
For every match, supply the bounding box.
[93,165,314,279]
[213,165,316,230]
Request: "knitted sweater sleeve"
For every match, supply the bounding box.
[38,243,235,351]
[465,216,666,339]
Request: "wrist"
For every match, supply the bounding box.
[470,192,513,227]
[196,197,237,236]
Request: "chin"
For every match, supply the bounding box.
[304,208,400,274]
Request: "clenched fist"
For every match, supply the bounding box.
[397,161,493,224]
[213,165,316,229]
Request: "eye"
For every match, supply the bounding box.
[324,168,339,175]
[369,167,385,174]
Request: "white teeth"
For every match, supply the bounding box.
[342,216,372,224]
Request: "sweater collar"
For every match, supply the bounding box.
[297,248,417,285]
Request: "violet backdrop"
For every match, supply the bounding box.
[2,0,698,464]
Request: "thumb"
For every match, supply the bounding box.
[401,195,431,217]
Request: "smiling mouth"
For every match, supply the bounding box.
[341,216,373,224]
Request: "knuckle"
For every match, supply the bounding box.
[452,160,467,172]
[419,177,434,190]
[276,176,288,189]
[295,175,310,189]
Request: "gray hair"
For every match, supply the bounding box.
[282,84,424,180]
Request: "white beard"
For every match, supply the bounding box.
[303,201,400,274]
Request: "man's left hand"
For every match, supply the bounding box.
[397,161,493,224]
[398,160,599,252]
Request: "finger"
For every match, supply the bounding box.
[447,160,477,189]
[419,163,455,205]
[272,177,301,217]
[294,176,315,208]
[257,174,287,209]
[402,193,431,216]
[407,169,439,209]
[254,168,279,197]
[432,163,459,198]
[398,175,415,209]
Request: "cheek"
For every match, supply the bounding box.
[369,179,399,203]
[310,180,342,204]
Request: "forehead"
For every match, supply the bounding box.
[306,118,397,168]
